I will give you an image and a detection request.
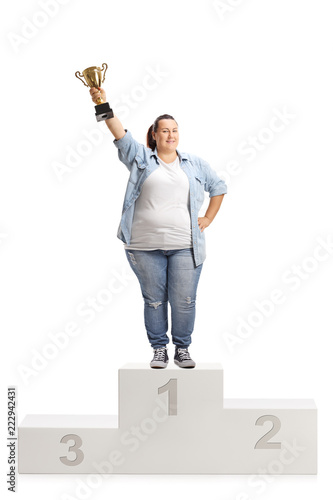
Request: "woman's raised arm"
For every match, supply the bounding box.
[89,86,126,141]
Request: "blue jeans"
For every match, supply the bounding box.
[125,248,203,349]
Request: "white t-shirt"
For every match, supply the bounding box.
[124,154,192,250]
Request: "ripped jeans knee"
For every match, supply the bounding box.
[148,300,163,310]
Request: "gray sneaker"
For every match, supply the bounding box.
[174,347,196,368]
[150,347,169,368]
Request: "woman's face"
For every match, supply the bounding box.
[152,119,179,154]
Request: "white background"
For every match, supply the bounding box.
[1,0,332,498]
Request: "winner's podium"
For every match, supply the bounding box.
[18,363,317,474]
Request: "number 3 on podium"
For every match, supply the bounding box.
[60,434,84,466]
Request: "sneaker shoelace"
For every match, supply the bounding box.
[177,348,191,360]
[154,348,166,361]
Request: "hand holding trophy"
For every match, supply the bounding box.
[75,63,114,122]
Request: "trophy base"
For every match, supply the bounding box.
[95,102,114,122]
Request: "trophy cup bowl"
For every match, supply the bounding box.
[75,63,114,121]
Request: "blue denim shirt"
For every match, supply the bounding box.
[113,130,227,267]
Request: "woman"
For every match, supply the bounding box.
[90,86,227,369]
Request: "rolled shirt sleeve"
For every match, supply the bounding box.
[199,158,228,197]
[113,130,141,171]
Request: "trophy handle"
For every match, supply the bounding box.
[101,63,108,84]
[75,71,88,87]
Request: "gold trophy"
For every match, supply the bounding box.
[75,63,114,122]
